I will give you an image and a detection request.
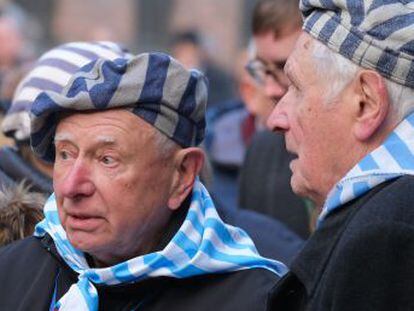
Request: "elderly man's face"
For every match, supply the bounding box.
[267,33,358,207]
[53,109,177,266]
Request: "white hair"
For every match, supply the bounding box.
[152,129,180,158]
[311,39,414,122]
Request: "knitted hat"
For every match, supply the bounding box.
[30,52,208,162]
[300,0,414,88]
[2,41,131,142]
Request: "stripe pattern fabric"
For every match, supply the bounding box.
[35,179,287,311]
[2,41,131,142]
[300,0,414,88]
[30,52,208,162]
[319,112,414,224]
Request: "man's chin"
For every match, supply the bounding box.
[67,230,100,253]
[290,174,307,198]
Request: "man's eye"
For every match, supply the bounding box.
[58,150,70,160]
[101,156,116,165]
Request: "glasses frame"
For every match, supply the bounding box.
[245,58,288,88]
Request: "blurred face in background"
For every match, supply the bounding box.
[250,28,301,104]
[0,17,23,70]
[171,42,203,70]
[236,50,274,127]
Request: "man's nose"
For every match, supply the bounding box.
[266,97,289,133]
[59,160,95,199]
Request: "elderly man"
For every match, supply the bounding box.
[0,52,285,310]
[267,0,414,310]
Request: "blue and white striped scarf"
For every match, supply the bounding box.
[35,180,287,311]
[319,112,414,224]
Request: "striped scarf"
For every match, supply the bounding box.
[35,180,287,311]
[319,112,414,224]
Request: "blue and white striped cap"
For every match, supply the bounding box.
[30,52,208,162]
[300,0,414,88]
[2,41,131,142]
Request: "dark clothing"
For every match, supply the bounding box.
[0,195,280,311]
[0,146,52,193]
[0,167,14,188]
[205,100,248,210]
[268,176,414,311]
[217,200,304,265]
[239,131,310,239]
[0,236,278,311]
[203,63,235,108]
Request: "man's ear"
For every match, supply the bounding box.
[352,70,389,141]
[167,147,205,210]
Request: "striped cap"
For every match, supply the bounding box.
[300,0,414,88]
[30,52,208,162]
[2,41,131,142]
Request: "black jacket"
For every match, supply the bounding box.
[0,236,279,311]
[268,176,414,311]
[0,146,52,193]
[0,197,280,311]
[239,131,310,239]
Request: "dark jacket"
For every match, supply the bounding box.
[0,167,14,188]
[0,197,280,311]
[267,176,414,311]
[239,131,310,239]
[217,202,304,265]
[0,146,52,193]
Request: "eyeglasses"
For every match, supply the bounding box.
[245,59,288,88]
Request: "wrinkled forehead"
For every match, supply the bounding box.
[284,33,316,74]
[54,108,158,143]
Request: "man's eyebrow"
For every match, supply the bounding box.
[54,133,74,143]
[54,134,117,146]
[95,135,116,144]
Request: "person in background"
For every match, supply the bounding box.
[0,13,25,90]
[0,3,34,148]
[202,44,304,263]
[205,46,271,209]
[267,1,414,309]
[0,182,45,246]
[170,30,236,109]
[0,51,286,310]
[0,41,131,193]
[239,0,310,239]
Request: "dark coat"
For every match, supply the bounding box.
[267,176,414,311]
[0,167,14,188]
[217,202,304,265]
[239,131,310,239]
[0,146,52,193]
[0,236,279,311]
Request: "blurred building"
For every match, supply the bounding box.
[13,0,257,73]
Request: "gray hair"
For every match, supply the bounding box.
[311,39,414,122]
[152,129,180,159]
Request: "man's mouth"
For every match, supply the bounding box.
[66,213,103,231]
